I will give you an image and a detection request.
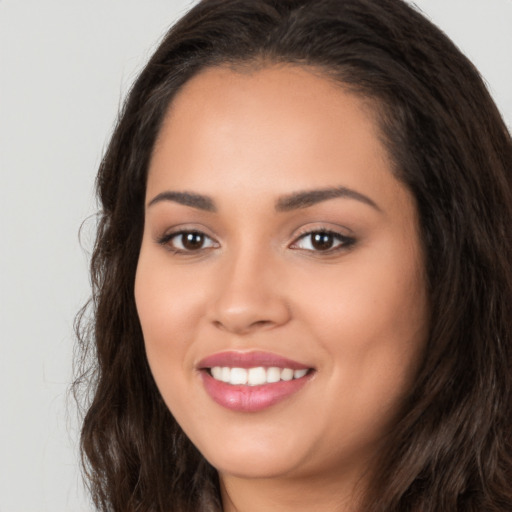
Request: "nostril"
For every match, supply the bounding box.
[209,294,291,334]
[212,318,274,333]
[250,319,272,329]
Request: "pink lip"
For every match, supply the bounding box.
[197,351,314,412]
[198,350,311,370]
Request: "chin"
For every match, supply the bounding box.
[194,434,309,479]
[209,451,301,480]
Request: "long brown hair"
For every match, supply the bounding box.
[74,0,512,510]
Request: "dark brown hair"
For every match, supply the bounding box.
[74,0,512,510]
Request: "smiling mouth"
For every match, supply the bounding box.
[208,366,310,386]
[198,351,315,412]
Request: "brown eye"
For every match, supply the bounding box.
[181,232,205,250]
[292,230,355,253]
[159,230,218,253]
[311,232,335,251]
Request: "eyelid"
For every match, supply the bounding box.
[154,223,355,255]
[289,225,356,253]
[156,227,220,254]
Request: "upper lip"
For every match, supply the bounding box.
[198,351,312,370]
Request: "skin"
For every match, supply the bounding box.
[135,65,429,512]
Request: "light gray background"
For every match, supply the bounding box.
[1,1,511,511]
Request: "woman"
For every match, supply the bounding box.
[75,0,512,510]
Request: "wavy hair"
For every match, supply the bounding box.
[74,0,512,510]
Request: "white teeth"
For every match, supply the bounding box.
[210,366,309,385]
[281,368,294,381]
[267,367,281,383]
[248,367,267,386]
[211,366,223,380]
[221,367,231,383]
[230,367,248,385]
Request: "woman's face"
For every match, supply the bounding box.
[135,65,429,488]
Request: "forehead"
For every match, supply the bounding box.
[147,64,411,218]
[155,64,383,155]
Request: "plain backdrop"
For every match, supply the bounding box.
[0,1,511,511]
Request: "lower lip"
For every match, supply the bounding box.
[200,371,312,412]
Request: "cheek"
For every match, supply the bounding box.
[135,241,206,331]
[302,250,426,345]
[134,265,196,435]
[298,240,428,408]
[134,250,221,445]
[134,246,204,384]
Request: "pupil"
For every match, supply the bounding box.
[312,232,333,250]
[182,232,204,250]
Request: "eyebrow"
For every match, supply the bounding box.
[147,191,217,212]
[275,186,381,212]
[147,186,380,213]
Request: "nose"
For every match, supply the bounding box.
[208,250,291,335]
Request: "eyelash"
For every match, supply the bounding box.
[157,230,219,254]
[291,229,356,253]
[157,228,356,255]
